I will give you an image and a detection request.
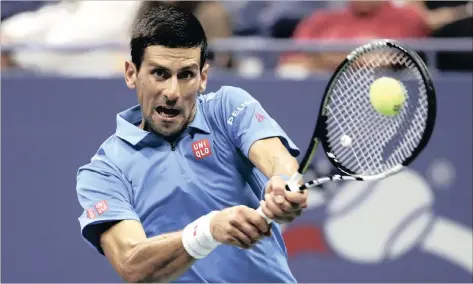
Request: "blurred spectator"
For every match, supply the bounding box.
[406,0,472,71]
[1,1,50,21]
[0,1,141,76]
[224,1,344,76]
[134,1,233,68]
[224,1,335,38]
[405,0,471,31]
[278,1,431,75]
[1,1,49,70]
[0,0,233,76]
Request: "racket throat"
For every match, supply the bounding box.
[287,172,304,192]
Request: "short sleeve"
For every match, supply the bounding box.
[76,154,140,254]
[218,86,300,158]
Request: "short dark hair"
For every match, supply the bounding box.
[130,4,208,71]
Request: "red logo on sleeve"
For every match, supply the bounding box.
[255,113,265,122]
[192,139,212,160]
[94,200,109,215]
[87,208,96,219]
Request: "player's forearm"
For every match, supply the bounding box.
[249,138,300,182]
[268,154,299,180]
[122,231,195,283]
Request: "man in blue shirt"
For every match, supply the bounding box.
[76,5,308,283]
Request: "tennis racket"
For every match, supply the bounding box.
[257,39,437,223]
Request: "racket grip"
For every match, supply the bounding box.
[256,206,273,224]
[256,172,304,224]
[286,172,304,192]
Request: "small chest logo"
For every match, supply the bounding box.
[192,138,212,160]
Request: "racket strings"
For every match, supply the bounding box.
[326,106,367,172]
[328,86,402,173]
[343,59,406,166]
[389,90,428,162]
[324,47,429,176]
[343,55,414,166]
[347,51,427,171]
[340,61,423,172]
[329,56,404,172]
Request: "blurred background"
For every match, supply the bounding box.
[1,0,472,282]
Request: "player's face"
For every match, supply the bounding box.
[125,46,208,138]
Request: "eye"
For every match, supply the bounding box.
[153,68,169,80]
[178,70,195,80]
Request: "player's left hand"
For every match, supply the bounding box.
[260,176,308,224]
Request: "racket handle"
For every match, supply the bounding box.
[286,172,304,192]
[256,172,304,224]
[256,207,273,224]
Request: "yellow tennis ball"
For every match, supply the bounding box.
[369,77,406,116]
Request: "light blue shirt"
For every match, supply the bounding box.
[76,86,300,283]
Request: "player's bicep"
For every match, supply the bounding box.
[100,219,147,278]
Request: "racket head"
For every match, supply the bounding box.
[311,39,436,178]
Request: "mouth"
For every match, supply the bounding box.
[155,106,181,119]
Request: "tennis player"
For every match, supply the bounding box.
[76,5,308,283]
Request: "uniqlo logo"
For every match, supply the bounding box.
[94,200,109,215]
[87,208,96,219]
[192,139,212,160]
[255,113,265,122]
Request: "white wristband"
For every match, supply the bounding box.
[182,211,220,259]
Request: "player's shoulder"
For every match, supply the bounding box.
[198,85,258,110]
[77,134,135,177]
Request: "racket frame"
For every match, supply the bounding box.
[286,39,437,191]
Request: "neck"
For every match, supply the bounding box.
[187,103,197,126]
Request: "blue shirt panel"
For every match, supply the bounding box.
[76,86,300,283]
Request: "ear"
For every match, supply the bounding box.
[199,63,210,93]
[124,60,137,89]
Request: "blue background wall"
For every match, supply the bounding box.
[2,74,472,282]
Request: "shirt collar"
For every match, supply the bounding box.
[115,101,211,146]
[188,99,211,134]
[115,105,149,145]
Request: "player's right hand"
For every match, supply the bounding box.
[210,205,271,249]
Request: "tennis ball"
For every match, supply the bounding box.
[369,77,406,116]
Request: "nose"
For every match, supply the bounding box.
[163,76,180,102]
